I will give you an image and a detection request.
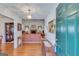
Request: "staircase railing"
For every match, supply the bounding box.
[41,39,56,56]
[42,39,53,47]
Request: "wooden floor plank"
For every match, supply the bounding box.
[0,43,56,56]
[0,43,42,56]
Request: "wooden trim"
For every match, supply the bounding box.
[41,41,46,56]
[0,35,3,44]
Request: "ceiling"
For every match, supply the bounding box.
[0,3,58,20]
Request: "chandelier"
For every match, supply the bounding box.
[27,9,32,19]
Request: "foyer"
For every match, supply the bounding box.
[1,3,79,56]
[0,3,57,56]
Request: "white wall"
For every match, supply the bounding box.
[14,17,22,48]
[0,6,22,48]
[44,4,58,47]
[22,20,44,31]
[0,15,13,43]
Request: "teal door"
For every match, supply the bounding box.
[56,3,79,56]
[66,18,75,56]
[75,15,79,56]
[61,20,67,56]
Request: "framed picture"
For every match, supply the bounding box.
[38,26,42,29]
[48,20,55,33]
[38,26,42,31]
[25,25,29,32]
[31,25,36,30]
[17,23,22,31]
[25,25,29,29]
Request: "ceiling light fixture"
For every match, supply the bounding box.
[27,9,32,19]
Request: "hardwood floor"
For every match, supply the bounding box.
[0,43,56,56]
[0,43,42,56]
[14,43,43,56]
[45,47,56,56]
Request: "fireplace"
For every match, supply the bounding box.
[31,30,36,34]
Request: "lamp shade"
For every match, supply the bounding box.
[27,14,32,19]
